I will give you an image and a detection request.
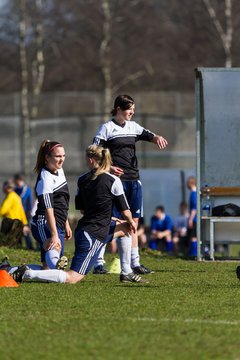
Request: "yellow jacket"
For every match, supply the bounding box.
[0,191,28,225]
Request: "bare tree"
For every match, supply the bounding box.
[19,0,45,175]
[202,0,233,67]
[100,0,147,119]
[3,0,240,96]
[100,0,112,120]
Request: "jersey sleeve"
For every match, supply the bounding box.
[92,124,108,147]
[134,122,155,142]
[111,176,129,212]
[35,172,54,210]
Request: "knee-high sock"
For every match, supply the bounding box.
[116,236,132,275]
[166,241,173,252]
[189,240,197,257]
[131,247,140,268]
[149,240,157,250]
[23,269,67,283]
[94,244,106,268]
[45,249,60,269]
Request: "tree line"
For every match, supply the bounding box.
[0,0,240,102]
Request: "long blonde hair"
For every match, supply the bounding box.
[34,139,63,173]
[86,144,112,179]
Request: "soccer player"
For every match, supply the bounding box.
[10,145,146,284]
[92,94,168,274]
[187,176,197,257]
[149,205,173,252]
[30,139,72,270]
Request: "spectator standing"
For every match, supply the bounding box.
[14,174,34,250]
[187,176,197,257]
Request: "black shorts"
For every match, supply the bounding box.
[187,222,196,238]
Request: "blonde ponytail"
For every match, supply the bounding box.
[86,145,112,179]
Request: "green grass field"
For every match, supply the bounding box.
[0,244,240,360]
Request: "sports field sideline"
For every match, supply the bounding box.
[0,245,240,360]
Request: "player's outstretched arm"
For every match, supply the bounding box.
[153,135,168,149]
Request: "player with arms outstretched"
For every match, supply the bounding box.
[93,94,168,275]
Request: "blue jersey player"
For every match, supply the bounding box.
[187,176,197,257]
[149,206,173,252]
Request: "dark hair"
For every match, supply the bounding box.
[3,179,14,189]
[180,201,188,209]
[156,205,165,213]
[111,94,135,116]
[34,139,63,173]
[14,173,24,181]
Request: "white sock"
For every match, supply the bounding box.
[94,244,106,268]
[45,249,60,269]
[131,247,140,268]
[23,269,67,283]
[116,236,132,275]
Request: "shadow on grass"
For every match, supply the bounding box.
[114,284,160,289]
[153,269,207,273]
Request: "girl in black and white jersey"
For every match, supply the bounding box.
[19,145,140,284]
[31,140,72,269]
[93,94,168,275]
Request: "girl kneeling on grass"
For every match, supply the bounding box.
[13,145,138,284]
[31,139,72,270]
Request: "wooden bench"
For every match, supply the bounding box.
[201,187,240,260]
[201,186,240,196]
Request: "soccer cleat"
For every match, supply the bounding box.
[132,264,155,275]
[236,266,240,280]
[11,264,29,283]
[93,265,110,275]
[120,272,149,283]
[0,256,11,271]
[56,256,68,270]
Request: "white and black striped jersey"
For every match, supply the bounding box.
[93,119,155,181]
[75,171,129,241]
[32,167,70,230]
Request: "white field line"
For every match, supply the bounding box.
[130,317,239,326]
